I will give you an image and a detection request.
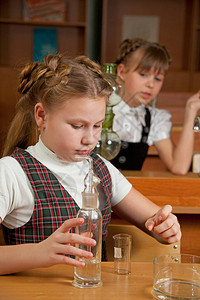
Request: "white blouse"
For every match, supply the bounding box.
[113,101,172,145]
[0,139,132,229]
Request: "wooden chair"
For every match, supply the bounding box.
[106,223,180,262]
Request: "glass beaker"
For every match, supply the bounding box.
[153,254,200,299]
[113,233,132,275]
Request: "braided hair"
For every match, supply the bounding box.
[115,38,171,74]
[3,54,113,156]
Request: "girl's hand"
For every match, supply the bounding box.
[35,218,96,268]
[185,90,200,116]
[145,205,181,243]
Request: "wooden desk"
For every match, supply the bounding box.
[119,171,200,256]
[122,170,199,178]
[0,262,155,300]
[122,171,200,214]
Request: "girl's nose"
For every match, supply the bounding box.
[146,77,154,88]
[82,129,98,145]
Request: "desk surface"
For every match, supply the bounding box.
[121,170,199,178]
[0,262,155,300]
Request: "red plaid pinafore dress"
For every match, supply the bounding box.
[2,149,112,260]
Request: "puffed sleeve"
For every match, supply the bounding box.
[0,156,34,228]
[148,108,172,145]
[100,156,132,206]
[0,158,15,221]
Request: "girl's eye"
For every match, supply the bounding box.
[140,73,147,77]
[155,77,163,82]
[94,124,102,128]
[71,124,82,129]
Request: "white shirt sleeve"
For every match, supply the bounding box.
[0,158,17,220]
[100,157,132,207]
[148,108,172,146]
[0,157,34,228]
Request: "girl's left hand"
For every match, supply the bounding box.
[145,205,181,243]
[185,90,200,115]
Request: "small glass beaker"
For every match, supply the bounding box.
[113,233,132,275]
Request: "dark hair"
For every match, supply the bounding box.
[115,38,171,74]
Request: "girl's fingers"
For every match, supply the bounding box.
[38,218,98,269]
[54,243,94,259]
[48,251,90,268]
[53,218,96,247]
[145,205,172,231]
[151,211,181,243]
[154,219,178,236]
[55,232,96,247]
[166,231,182,244]
[57,218,84,234]
[154,205,172,224]
[61,255,90,267]
[50,220,96,259]
[154,212,178,234]
[154,224,181,244]
[145,220,154,231]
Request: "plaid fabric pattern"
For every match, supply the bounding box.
[3,149,112,253]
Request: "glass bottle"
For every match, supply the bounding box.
[94,63,123,160]
[194,115,200,131]
[72,157,102,288]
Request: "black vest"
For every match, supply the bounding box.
[111,107,151,170]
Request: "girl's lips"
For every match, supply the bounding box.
[77,150,91,156]
[141,92,152,100]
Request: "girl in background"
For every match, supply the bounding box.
[0,54,181,275]
[111,38,200,174]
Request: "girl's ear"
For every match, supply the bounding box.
[34,103,47,128]
[117,64,126,81]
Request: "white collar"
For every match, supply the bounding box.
[114,101,149,126]
[26,137,84,168]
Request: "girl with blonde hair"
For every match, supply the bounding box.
[0,54,181,275]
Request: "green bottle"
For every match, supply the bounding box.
[94,63,123,160]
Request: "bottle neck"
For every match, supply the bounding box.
[81,192,99,208]
[102,63,117,77]
[102,106,114,129]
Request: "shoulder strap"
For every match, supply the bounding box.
[140,107,151,143]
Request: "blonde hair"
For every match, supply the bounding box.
[115,38,171,74]
[3,54,112,157]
